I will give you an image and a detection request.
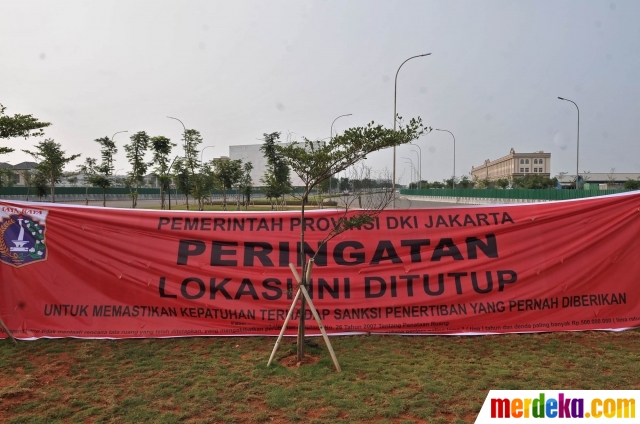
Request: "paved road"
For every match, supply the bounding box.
[393,197,466,209]
[331,194,466,210]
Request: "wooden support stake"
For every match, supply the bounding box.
[267,288,301,367]
[269,261,341,371]
[0,317,17,345]
[288,263,302,284]
[294,260,341,372]
[297,275,306,359]
[299,284,341,372]
[304,259,313,285]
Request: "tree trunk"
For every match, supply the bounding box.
[222,188,227,211]
[50,179,55,203]
[103,190,106,207]
[297,189,308,362]
[132,186,138,209]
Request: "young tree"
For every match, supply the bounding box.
[124,131,150,208]
[214,159,243,211]
[88,173,113,207]
[0,104,51,154]
[23,170,35,200]
[272,117,427,362]
[317,176,329,194]
[443,176,460,189]
[0,168,15,187]
[261,170,281,210]
[181,129,203,210]
[87,136,118,207]
[317,176,339,196]
[77,158,97,205]
[150,135,175,209]
[260,132,291,209]
[495,178,510,189]
[475,178,492,189]
[512,174,557,189]
[239,162,254,209]
[23,139,80,202]
[33,171,48,200]
[191,163,216,211]
[339,177,350,192]
[623,178,640,190]
[457,175,475,189]
[172,158,192,208]
[97,136,117,174]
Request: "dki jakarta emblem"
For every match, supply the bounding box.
[0,206,48,267]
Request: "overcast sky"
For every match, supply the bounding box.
[1,0,639,184]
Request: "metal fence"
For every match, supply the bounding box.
[400,188,629,200]
[0,186,315,202]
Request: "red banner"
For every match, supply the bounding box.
[2,193,640,340]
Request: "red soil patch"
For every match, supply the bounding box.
[278,353,321,368]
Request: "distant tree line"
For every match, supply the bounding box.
[409,174,561,190]
[406,173,640,190]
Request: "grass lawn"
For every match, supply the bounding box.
[147,195,339,212]
[149,200,333,212]
[1,330,639,423]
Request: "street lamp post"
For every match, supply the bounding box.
[167,155,179,210]
[200,145,215,163]
[409,142,422,189]
[402,157,415,188]
[168,116,188,156]
[111,131,127,175]
[331,114,353,138]
[113,168,125,187]
[435,129,456,189]
[168,116,193,209]
[393,53,431,207]
[167,116,186,133]
[557,97,580,189]
[330,114,352,194]
[410,149,420,189]
[112,130,128,143]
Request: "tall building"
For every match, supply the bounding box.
[471,148,551,181]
